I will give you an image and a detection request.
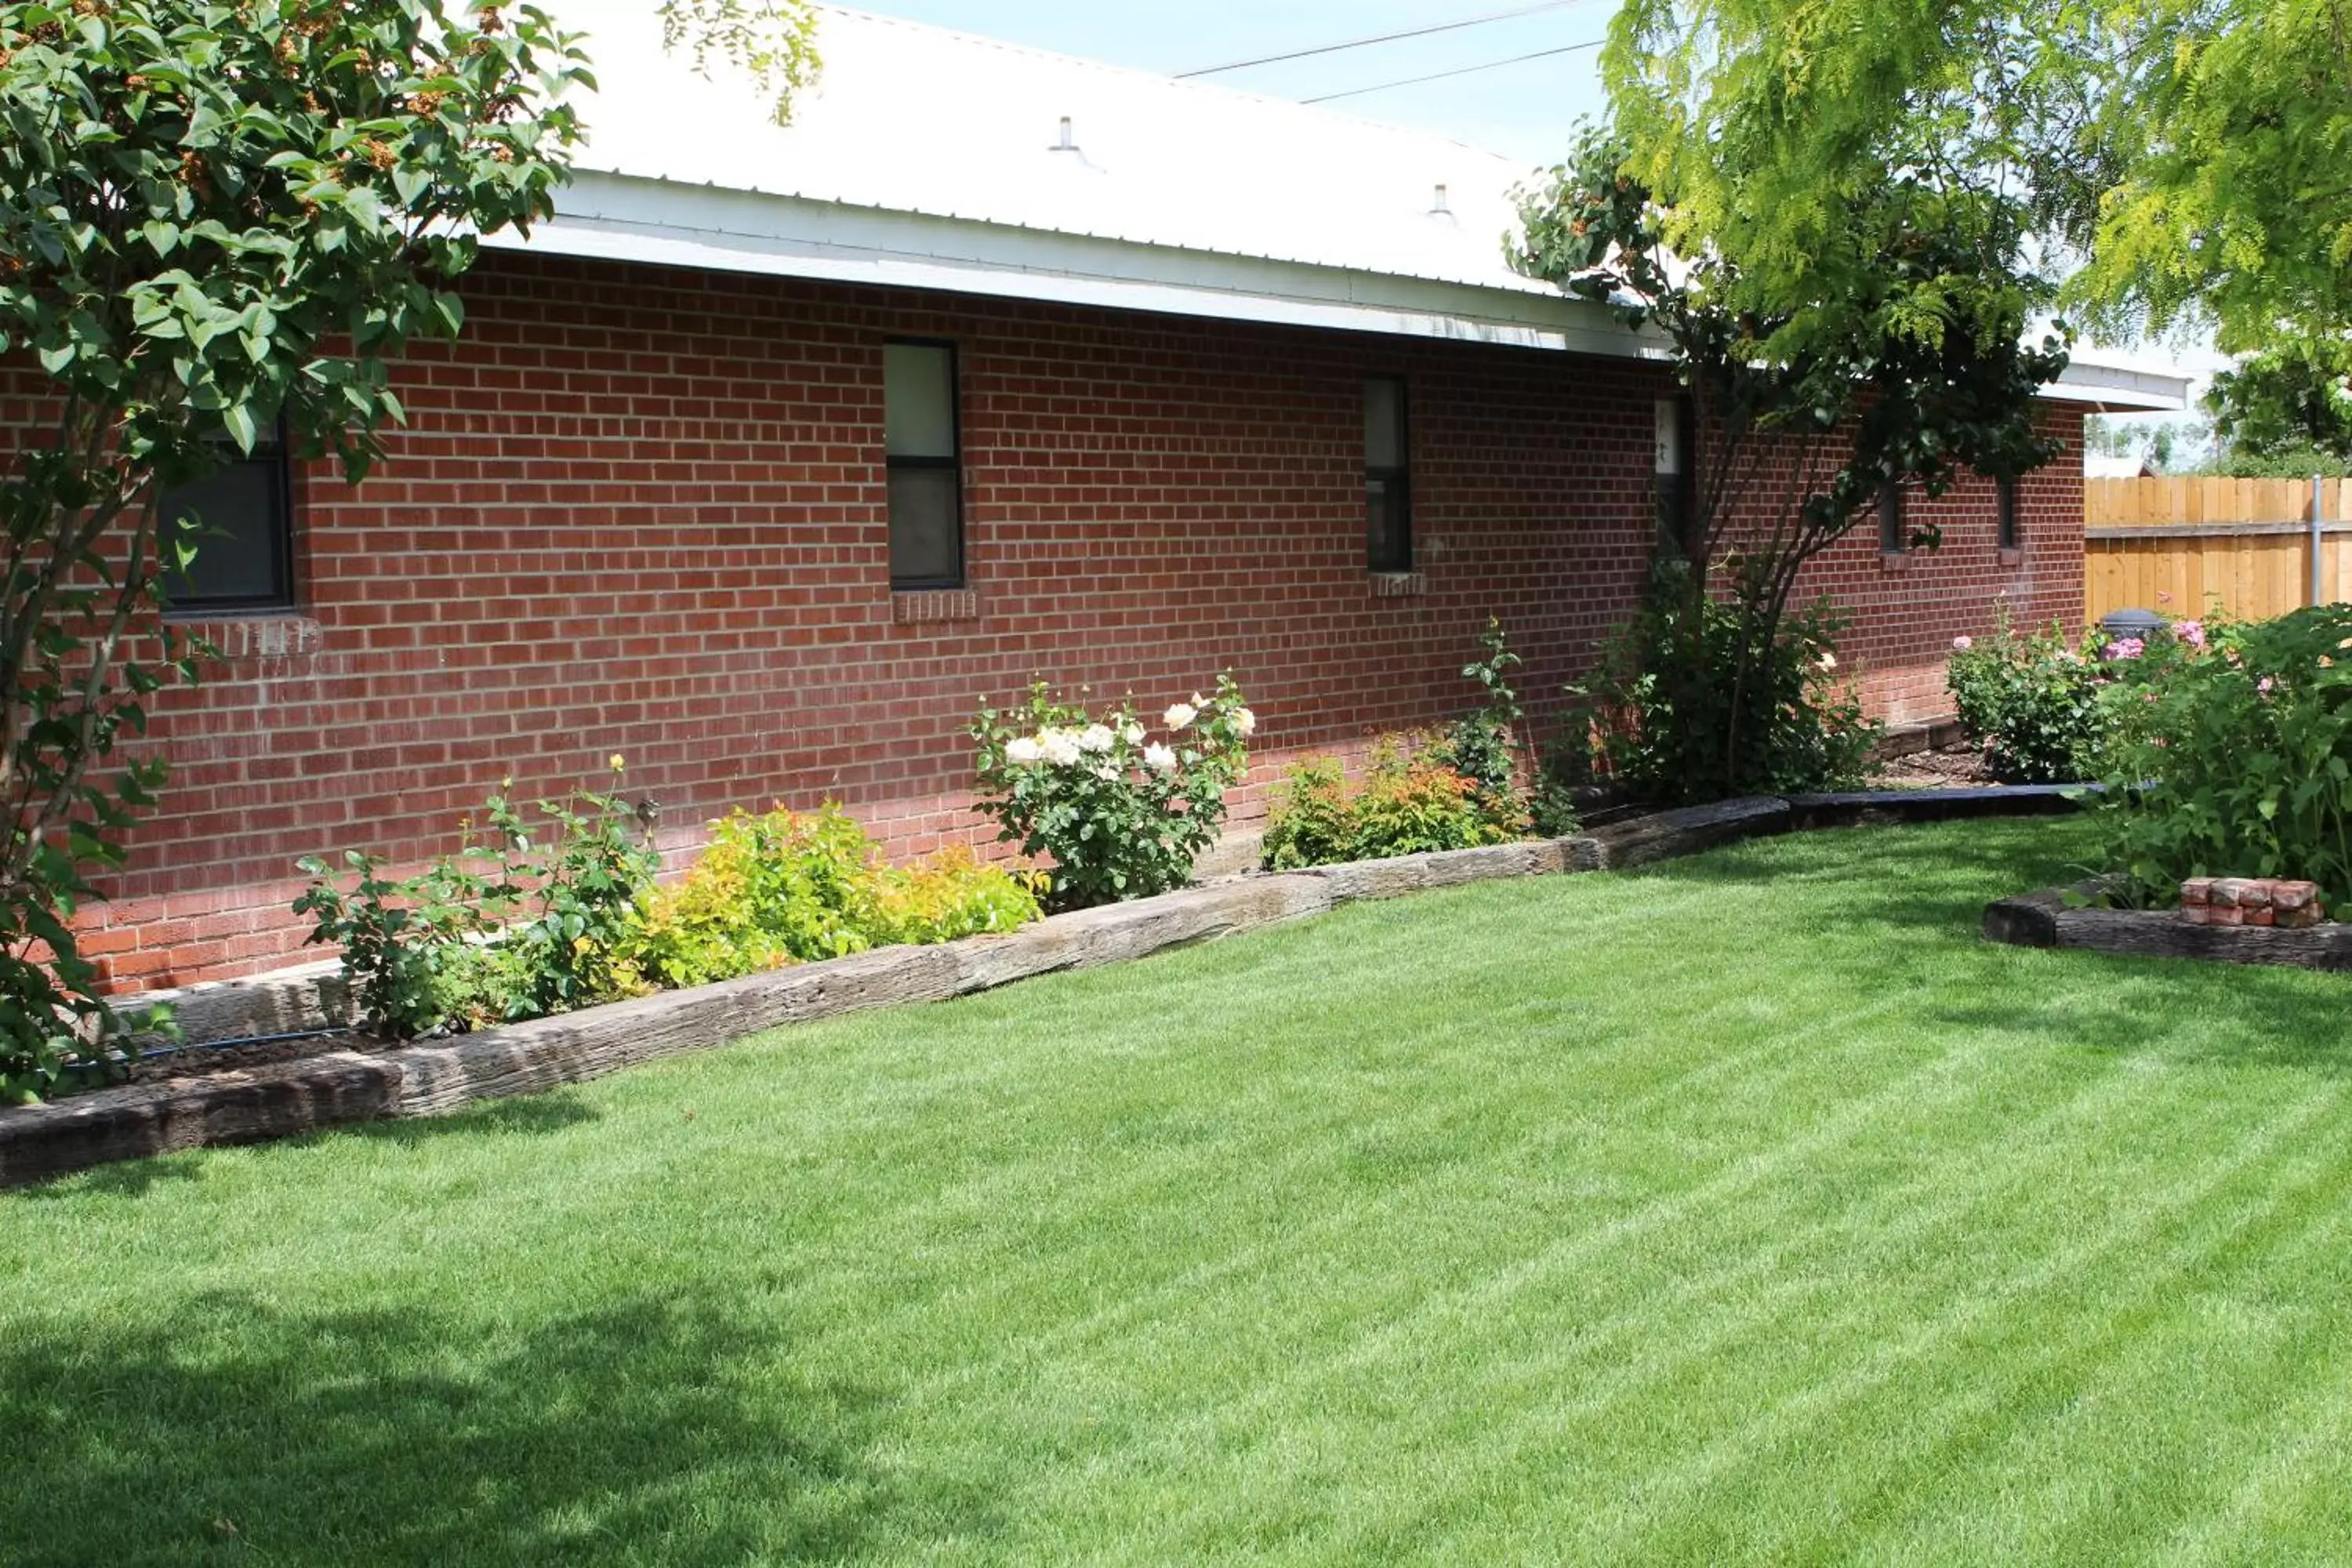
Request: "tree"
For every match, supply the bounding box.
[0,0,591,1098]
[2078,1,2352,357]
[2205,343,2352,471]
[1594,0,2352,382]
[656,0,820,125]
[1513,125,2065,799]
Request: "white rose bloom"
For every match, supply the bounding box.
[1040,731,1083,767]
[1143,742,1178,771]
[1234,707,1258,737]
[1164,702,1197,731]
[1094,761,1121,782]
[1122,721,1145,745]
[1078,723,1115,753]
[1005,736,1044,764]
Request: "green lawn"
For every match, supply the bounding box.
[7,819,2352,1566]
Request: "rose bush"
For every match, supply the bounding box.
[2091,606,2352,909]
[1945,615,2122,783]
[971,676,1252,909]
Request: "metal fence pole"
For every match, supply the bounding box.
[2314,473,2326,608]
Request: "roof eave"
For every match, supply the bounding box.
[491,169,1661,359]
[491,171,2194,409]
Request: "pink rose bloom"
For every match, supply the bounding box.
[2102,637,2145,661]
[2259,676,2277,695]
[1951,634,1974,652]
[2178,620,2207,649]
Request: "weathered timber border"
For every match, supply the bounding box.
[1983,884,2352,971]
[4,786,2097,1189]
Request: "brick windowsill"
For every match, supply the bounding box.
[892,588,981,624]
[176,615,324,661]
[1370,572,1428,598]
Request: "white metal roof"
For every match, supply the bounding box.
[502,2,2189,412]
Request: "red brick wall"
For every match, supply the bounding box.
[2,252,2083,989]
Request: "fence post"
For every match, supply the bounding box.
[2314,474,2326,608]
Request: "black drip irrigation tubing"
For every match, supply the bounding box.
[59,1025,347,1080]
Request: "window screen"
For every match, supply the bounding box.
[159,428,294,612]
[1996,477,2020,550]
[1365,377,1410,572]
[885,340,962,589]
[1879,478,1907,554]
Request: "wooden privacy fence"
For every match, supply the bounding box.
[2086,477,2352,624]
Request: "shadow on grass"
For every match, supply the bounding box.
[16,1093,606,1203]
[0,1289,984,1566]
[1635,817,2103,938]
[353,1089,604,1148]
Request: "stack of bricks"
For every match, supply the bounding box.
[2180,877,2328,928]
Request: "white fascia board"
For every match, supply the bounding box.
[489,172,2193,411]
[2043,359,2192,412]
[490,170,1663,360]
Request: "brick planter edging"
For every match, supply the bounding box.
[1983,884,2352,971]
[3,786,2081,1188]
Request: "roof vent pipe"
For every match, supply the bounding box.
[1430,183,1450,214]
[1050,115,1078,153]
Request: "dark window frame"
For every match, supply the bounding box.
[1995,475,2021,550]
[1660,393,1697,555]
[1365,375,1412,574]
[1878,477,1907,554]
[160,421,297,618]
[884,336,966,592]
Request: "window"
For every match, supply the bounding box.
[158,426,295,613]
[1878,477,1907,554]
[1365,376,1410,572]
[1995,476,2021,550]
[1655,394,1696,553]
[884,339,963,589]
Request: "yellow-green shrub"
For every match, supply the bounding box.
[622,806,1043,989]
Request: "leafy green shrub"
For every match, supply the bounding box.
[1566,575,1877,804]
[292,851,506,1040]
[1428,617,1537,837]
[1945,615,2118,782]
[622,807,1043,990]
[298,769,660,1038]
[1258,759,1356,870]
[2091,605,2352,909]
[1261,741,1520,869]
[971,677,1252,909]
[1526,769,1585,839]
[476,769,663,1017]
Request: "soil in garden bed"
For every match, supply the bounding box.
[1871,742,1994,790]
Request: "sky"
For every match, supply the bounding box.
[842,0,1614,168]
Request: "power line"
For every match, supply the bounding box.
[1299,38,1602,103]
[1176,0,1589,79]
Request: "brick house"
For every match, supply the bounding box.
[18,5,2188,991]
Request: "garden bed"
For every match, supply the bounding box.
[5,785,2092,1188]
[1983,884,2352,971]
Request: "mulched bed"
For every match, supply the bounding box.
[1871,742,1995,790]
